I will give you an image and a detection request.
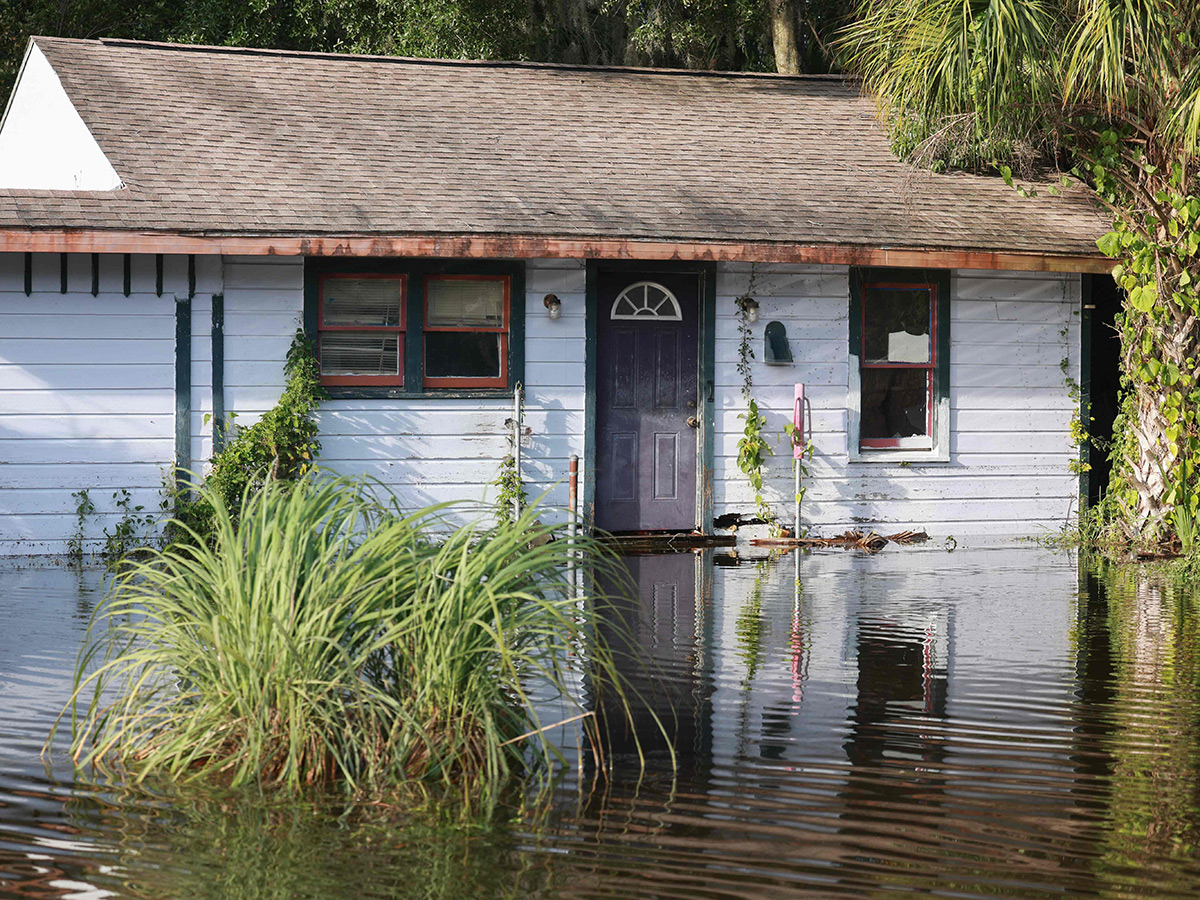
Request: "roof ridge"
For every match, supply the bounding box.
[33,35,851,82]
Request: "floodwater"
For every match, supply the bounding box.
[3,548,1200,898]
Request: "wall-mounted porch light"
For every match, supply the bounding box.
[543,293,562,320]
[736,295,760,323]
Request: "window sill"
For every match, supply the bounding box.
[322,386,516,400]
[849,447,951,464]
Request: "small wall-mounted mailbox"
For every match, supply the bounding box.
[764,320,793,365]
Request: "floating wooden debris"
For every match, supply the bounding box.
[886,530,930,545]
[750,529,930,554]
[601,532,737,554]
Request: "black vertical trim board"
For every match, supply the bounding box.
[583,262,598,529]
[936,273,951,409]
[23,252,31,296]
[60,253,68,293]
[188,254,196,299]
[1080,275,1093,507]
[175,296,192,489]
[698,262,717,531]
[582,259,715,533]
[302,262,319,337]
[212,293,226,451]
[155,254,164,297]
[123,254,131,297]
[508,264,527,393]
[404,274,423,389]
[90,254,99,297]
[848,275,863,367]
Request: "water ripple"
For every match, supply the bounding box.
[3,553,1200,898]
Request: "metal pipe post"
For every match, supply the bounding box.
[567,455,579,590]
[794,461,802,539]
[513,384,522,523]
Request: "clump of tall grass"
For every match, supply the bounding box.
[1042,493,1125,552]
[62,475,640,800]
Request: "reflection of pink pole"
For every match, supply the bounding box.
[793,384,805,536]
[790,609,806,704]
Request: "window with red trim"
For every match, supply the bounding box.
[318,274,406,386]
[859,282,936,449]
[422,275,509,389]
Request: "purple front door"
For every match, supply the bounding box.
[596,271,700,532]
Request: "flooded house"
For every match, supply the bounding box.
[0,36,1114,555]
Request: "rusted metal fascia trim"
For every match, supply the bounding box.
[0,231,1115,274]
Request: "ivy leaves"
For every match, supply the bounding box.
[737,399,773,499]
[174,329,327,543]
[735,290,778,527]
[1096,165,1200,538]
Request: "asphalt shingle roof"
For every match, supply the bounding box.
[0,37,1107,257]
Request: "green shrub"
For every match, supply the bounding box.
[174,330,326,543]
[65,474,642,801]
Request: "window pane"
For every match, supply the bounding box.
[323,278,402,326]
[863,287,931,364]
[426,279,505,327]
[861,368,928,439]
[321,333,400,376]
[424,332,501,379]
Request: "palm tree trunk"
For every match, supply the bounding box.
[767,0,800,74]
[1125,384,1175,535]
[1119,298,1199,539]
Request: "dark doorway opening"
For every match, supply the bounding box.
[1086,273,1122,507]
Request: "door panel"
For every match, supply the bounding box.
[596,271,699,531]
[653,433,678,500]
[610,433,638,501]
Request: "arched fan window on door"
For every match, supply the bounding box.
[610,281,683,321]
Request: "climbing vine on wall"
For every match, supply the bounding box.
[174,329,327,542]
[493,385,527,527]
[1060,318,1089,478]
[66,489,95,564]
[492,453,527,527]
[734,270,777,527]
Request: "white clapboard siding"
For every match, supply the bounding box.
[808,472,1078,502]
[713,263,853,528]
[220,257,586,521]
[720,265,1082,538]
[0,252,215,555]
[0,414,172,439]
[0,462,166,491]
[190,290,213,471]
[220,256,304,420]
[4,252,1085,553]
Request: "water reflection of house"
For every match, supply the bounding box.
[840,608,952,825]
[594,553,714,765]
[0,782,114,900]
[581,548,1113,892]
[844,609,951,760]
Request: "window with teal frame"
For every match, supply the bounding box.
[303,259,525,399]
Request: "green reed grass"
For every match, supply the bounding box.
[61,475,641,799]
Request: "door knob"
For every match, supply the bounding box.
[686,416,699,428]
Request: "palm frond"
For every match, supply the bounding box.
[1064,0,1176,113]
